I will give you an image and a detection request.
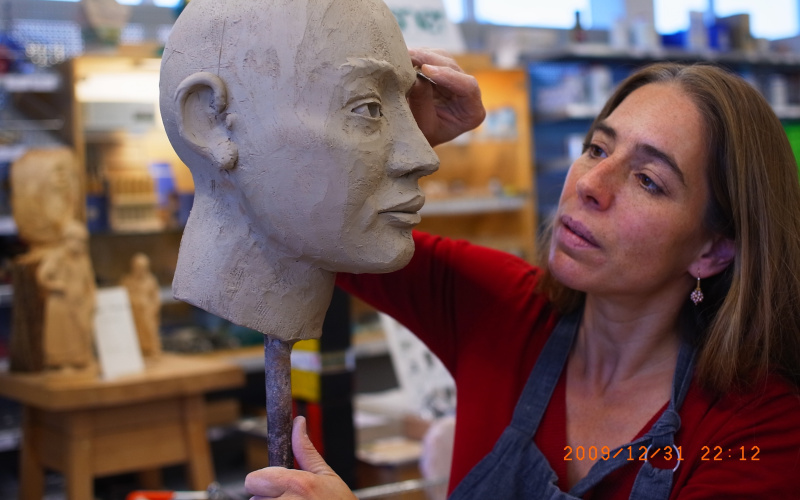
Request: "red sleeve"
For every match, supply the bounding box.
[336,231,548,377]
[339,231,565,492]
[669,375,800,499]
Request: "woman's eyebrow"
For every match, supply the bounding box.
[593,121,616,141]
[637,143,685,186]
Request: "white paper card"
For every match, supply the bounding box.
[383,0,465,53]
[379,312,456,419]
[93,287,145,380]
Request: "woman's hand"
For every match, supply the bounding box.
[408,48,486,147]
[245,416,357,500]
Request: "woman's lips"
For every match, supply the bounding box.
[560,215,600,248]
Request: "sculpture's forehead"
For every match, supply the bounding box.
[164,0,409,80]
[242,0,405,58]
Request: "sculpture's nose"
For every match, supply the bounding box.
[387,104,440,179]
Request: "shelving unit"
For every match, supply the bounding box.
[418,56,538,262]
[0,69,66,177]
[0,72,61,93]
[524,47,800,225]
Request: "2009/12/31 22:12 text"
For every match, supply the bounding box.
[563,445,761,461]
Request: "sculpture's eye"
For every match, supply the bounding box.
[352,102,382,119]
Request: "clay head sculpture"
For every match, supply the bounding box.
[37,220,96,371]
[160,0,439,467]
[160,0,438,342]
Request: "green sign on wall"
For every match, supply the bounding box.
[784,123,800,178]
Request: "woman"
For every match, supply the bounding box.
[246,53,800,499]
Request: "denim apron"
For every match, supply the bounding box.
[449,310,695,500]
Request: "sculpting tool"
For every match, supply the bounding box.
[415,66,437,86]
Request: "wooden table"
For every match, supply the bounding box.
[0,354,245,500]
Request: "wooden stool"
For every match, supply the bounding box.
[0,354,244,500]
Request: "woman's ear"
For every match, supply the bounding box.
[174,72,238,171]
[692,234,736,278]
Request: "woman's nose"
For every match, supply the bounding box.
[575,158,618,210]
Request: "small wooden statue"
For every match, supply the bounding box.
[9,148,86,372]
[37,220,97,371]
[121,252,162,359]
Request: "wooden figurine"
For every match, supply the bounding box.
[37,220,97,372]
[159,0,439,467]
[121,252,162,359]
[10,147,81,257]
[8,147,83,372]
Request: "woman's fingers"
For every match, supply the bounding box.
[292,416,335,476]
[406,48,486,146]
[409,47,462,71]
[243,417,357,500]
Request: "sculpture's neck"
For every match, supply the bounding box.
[172,201,335,342]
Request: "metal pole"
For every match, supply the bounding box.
[263,335,294,469]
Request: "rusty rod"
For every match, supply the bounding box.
[263,335,294,468]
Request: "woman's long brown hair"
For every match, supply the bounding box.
[538,63,800,393]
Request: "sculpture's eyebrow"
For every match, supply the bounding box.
[340,57,412,88]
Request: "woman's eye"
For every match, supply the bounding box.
[586,144,607,159]
[352,102,382,119]
[636,173,662,194]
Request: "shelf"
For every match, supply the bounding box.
[0,284,12,306]
[521,45,800,69]
[538,105,800,122]
[159,285,181,305]
[0,426,21,453]
[0,217,16,237]
[0,72,61,93]
[420,195,528,216]
[225,349,266,374]
[194,339,384,372]
[0,284,177,309]
[0,145,28,163]
[775,106,800,120]
[536,103,601,122]
[0,118,64,131]
[354,338,390,359]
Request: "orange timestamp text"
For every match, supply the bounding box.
[563,445,761,462]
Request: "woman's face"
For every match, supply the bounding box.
[549,83,714,303]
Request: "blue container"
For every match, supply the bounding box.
[177,192,194,227]
[149,162,176,208]
[661,31,688,49]
[86,194,109,233]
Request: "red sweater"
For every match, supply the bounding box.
[337,232,800,499]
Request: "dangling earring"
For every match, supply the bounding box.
[690,276,704,305]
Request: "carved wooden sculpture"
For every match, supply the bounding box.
[37,220,97,371]
[160,0,438,467]
[121,252,162,359]
[9,147,83,372]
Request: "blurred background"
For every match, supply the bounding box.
[1,1,800,499]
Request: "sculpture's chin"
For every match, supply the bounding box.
[322,237,416,275]
[375,246,415,273]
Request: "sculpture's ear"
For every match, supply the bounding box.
[175,72,238,171]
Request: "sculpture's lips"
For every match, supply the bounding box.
[380,195,425,214]
[380,195,425,227]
